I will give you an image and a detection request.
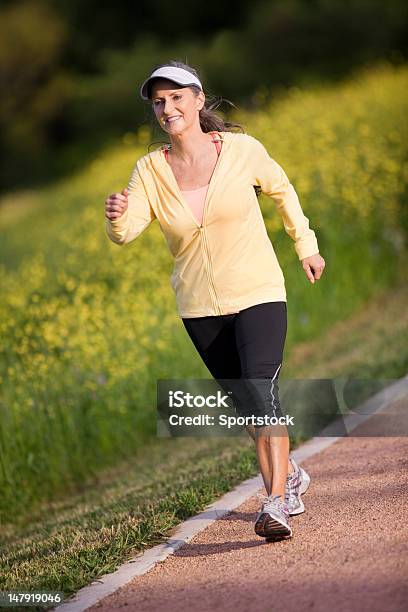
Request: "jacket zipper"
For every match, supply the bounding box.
[200,226,222,314]
[199,134,224,315]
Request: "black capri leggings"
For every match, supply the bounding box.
[182,301,287,425]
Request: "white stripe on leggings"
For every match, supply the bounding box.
[269,363,282,416]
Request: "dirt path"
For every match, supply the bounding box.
[89,400,408,612]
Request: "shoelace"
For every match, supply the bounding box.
[256,492,289,518]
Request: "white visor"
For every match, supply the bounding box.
[140,66,203,101]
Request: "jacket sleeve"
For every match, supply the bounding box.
[250,136,319,261]
[105,161,156,245]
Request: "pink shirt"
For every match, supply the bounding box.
[180,183,209,226]
[164,132,222,227]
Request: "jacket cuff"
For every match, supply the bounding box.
[108,208,129,228]
[295,234,320,261]
[105,209,129,244]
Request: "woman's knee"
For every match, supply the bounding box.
[242,362,283,380]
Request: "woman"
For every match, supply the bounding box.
[105,60,326,541]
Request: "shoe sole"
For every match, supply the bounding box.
[254,512,292,540]
[288,467,310,516]
[265,532,292,542]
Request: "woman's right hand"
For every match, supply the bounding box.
[105,187,129,221]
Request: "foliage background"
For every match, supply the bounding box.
[0,0,407,525]
[0,0,407,191]
[0,60,407,521]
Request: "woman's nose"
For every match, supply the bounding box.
[163,99,175,115]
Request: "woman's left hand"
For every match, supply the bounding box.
[301,253,326,284]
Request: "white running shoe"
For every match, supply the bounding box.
[254,494,292,541]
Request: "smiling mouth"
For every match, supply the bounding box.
[165,116,182,124]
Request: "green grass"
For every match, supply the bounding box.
[1,439,258,601]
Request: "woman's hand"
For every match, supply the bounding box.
[301,253,326,284]
[105,187,129,221]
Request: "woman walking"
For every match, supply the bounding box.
[105,60,325,541]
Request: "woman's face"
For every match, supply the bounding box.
[150,78,204,134]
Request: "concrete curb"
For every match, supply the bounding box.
[55,375,407,612]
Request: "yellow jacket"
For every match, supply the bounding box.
[105,131,319,318]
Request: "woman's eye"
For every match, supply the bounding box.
[153,95,181,106]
